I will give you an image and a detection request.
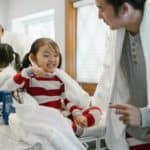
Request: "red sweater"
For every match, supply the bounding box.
[13,70,82,116]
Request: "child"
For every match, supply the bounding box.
[0,43,21,72]
[1,38,102,136]
[0,43,21,85]
[0,43,21,123]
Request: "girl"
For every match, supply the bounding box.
[0,43,21,123]
[1,38,102,136]
[0,43,21,72]
[0,43,21,86]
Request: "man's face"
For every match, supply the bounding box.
[96,0,123,30]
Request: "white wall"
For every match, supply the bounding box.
[0,0,7,27]
[6,0,66,68]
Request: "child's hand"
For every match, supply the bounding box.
[74,115,87,128]
[28,54,50,77]
[31,66,46,77]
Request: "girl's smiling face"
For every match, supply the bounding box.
[35,44,59,73]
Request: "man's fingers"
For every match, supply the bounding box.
[109,104,128,110]
[115,109,129,115]
[119,115,130,125]
[109,104,130,116]
[109,104,141,126]
[119,115,128,121]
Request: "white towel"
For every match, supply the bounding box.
[9,102,86,150]
[54,68,91,108]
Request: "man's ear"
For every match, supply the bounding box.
[120,2,130,15]
[119,2,133,20]
[28,53,37,66]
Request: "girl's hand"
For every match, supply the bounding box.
[74,115,87,128]
[31,66,46,77]
[28,54,47,77]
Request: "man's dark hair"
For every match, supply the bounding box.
[106,0,146,14]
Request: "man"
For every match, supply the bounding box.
[94,0,150,149]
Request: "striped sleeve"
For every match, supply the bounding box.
[12,68,31,89]
[63,98,82,117]
[1,71,28,91]
[59,79,82,116]
[14,72,27,84]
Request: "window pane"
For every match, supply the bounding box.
[25,16,55,42]
[76,4,110,83]
[12,9,55,56]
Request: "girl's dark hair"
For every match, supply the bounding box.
[106,0,146,14]
[21,37,62,70]
[0,43,21,72]
[57,52,62,68]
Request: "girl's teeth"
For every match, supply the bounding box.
[47,64,55,68]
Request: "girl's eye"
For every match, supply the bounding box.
[43,54,49,57]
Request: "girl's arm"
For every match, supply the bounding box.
[64,98,88,127]
[0,68,31,91]
[63,98,82,116]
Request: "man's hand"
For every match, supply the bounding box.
[73,115,87,128]
[109,104,141,127]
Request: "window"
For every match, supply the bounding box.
[12,9,55,46]
[76,3,110,83]
[66,0,111,95]
[66,0,111,94]
[24,15,55,42]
